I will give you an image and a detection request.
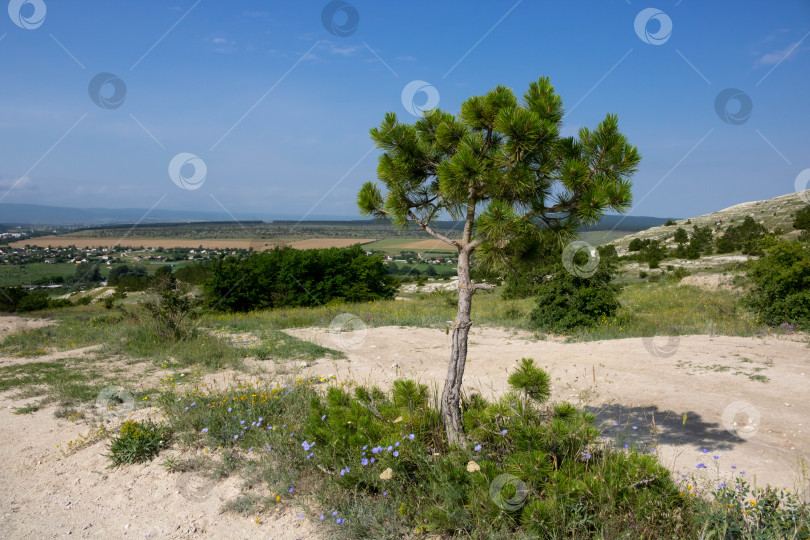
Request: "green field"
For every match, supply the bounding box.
[362,238,457,255]
[0,262,185,288]
[0,263,81,287]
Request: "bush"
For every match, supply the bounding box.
[107,420,171,466]
[597,244,618,260]
[115,274,152,292]
[746,240,810,329]
[140,274,202,339]
[164,370,693,538]
[0,287,61,312]
[507,358,550,402]
[641,240,666,268]
[717,216,767,254]
[793,204,810,231]
[17,290,50,312]
[672,267,691,280]
[108,264,147,286]
[174,261,213,285]
[205,246,396,312]
[529,260,621,332]
[695,478,809,539]
[628,238,645,252]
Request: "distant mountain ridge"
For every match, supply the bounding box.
[0,202,675,232]
[0,204,355,226]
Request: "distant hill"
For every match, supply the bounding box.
[608,190,809,253]
[0,203,675,231]
[0,203,233,226]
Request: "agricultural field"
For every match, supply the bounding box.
[10,235,376,251]
[0,263,79,287]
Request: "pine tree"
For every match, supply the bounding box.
[357,77,640,445]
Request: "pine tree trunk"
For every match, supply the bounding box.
[442,249,473,447]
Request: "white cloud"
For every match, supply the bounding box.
[326,43,360,56]
[212,37,227,44]
[756,42,799,65]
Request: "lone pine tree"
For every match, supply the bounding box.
[358,77,640,445]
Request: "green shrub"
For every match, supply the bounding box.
[597,244,618,260]
[205,245,396,312]
[174,261,213,285]
[628,238,645,252]
[717,216,767,254]
[746,240,810,329]
[672,267,691,280]
[107,420,171,466]
[529,261,620,332]
[507,358,550,403]
[139,274,202,340]
[108,264,147,286]
[0,287,55,312]
[793,204,810,231]
[164,370,693,538]
[695,478,809,538]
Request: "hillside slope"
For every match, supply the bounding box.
[608,190,809,255]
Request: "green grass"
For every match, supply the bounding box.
[160,371,810,538]
[0,263,80,287]
[0,359,117,410]
[203,280,760,344]
[107,420,171,466]
[0,304,124,356]
[161,375,699,538]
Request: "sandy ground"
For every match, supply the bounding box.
[0,320,319,540]
[287,325,810,500]
[1,317,808,538]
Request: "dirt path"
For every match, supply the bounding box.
[287,325,810,500]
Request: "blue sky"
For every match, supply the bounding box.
[1,0,809,220]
